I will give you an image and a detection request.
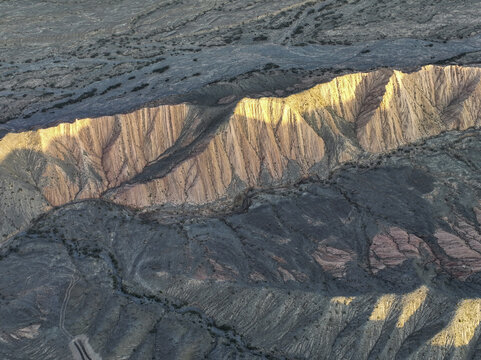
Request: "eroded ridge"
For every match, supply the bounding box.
[2,65,481,239]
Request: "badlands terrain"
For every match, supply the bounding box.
[2,0,481,359]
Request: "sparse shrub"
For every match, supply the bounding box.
[131,83,149,92]
[264,63,280,70]
[293,25,304,35]
[152,65,170,74]
[253,35,268,41]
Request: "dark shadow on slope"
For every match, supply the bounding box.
[126,103,237,185]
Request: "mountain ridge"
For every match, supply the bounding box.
[2,65,481,241]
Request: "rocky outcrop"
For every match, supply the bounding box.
[0,104,188,240]
[0,104,188,206]
[357,66,481,152]
[369,227,437,274]
[111,96,326,206]
[368,224,481,281]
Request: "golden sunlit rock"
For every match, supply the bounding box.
[330,296,355,306]
[396,286,429,328]
[2,65,481,230]
[109,65,481,207]
[369,294,396,321]
[0,104,188,206]
[431,299,481,347]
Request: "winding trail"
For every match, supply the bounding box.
[59,274,102,359]
[59,273,79,339]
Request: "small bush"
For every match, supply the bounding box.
[264,63,280,70]
[152,65,170,74]
[253,35,268,41]
[131,83,149,92]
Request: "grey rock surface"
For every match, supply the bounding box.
[2,0,481,131]
[2,127,481,359]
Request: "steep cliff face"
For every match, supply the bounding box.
[111,97,326,206]
[110,65,481,207]
[0,105,188,239]
[2,65,481,238]
[0,104,188,205]
[357,65,481,152]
